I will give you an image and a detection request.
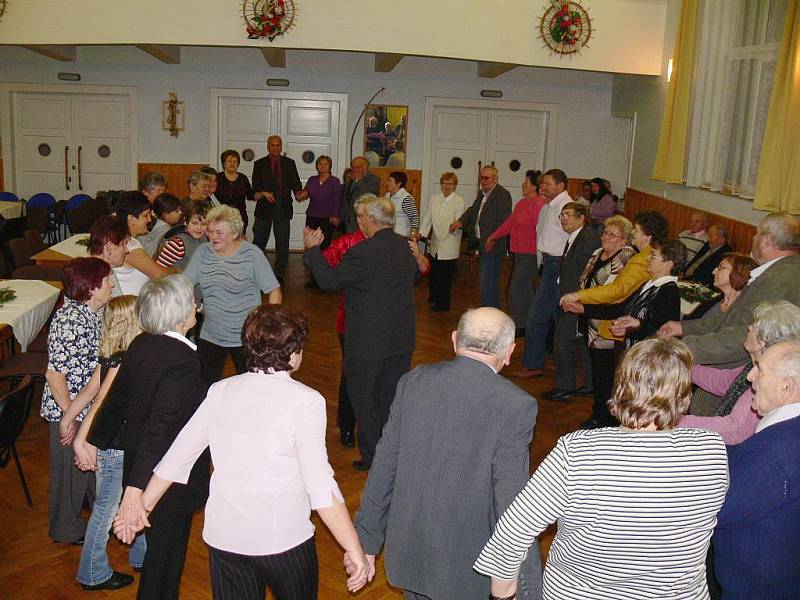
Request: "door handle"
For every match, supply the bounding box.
[77,145,83,191]
[64,146,70,191]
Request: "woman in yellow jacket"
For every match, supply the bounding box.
[560,210,669,428]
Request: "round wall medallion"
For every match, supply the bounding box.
[301,150,315,164]
[38,143,51,157]
[539,1,593,56]
[242,148,255,162]
[509,160,521,172]
[450,157,463,169]
[98,145,111,158]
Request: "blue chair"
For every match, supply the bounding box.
[65,194,91,211]
[25,193,57,244]
[0,192,20,202]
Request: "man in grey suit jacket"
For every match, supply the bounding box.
[354,307,543,600]
[341,156,381,233]
[452,165,512,308]
[659,213,800,414]
[547,202,601,400]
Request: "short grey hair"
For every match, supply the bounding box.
[771,340,800,397]
[359,194,395,227]
[760,213,800,250]
[206,204,244,236]
[604,215,634,243]
[456,308,515,357]
[752,301,800,348]
[188,170,213,188]
[708,223,728,240]
[137,274,195,334]
[139,171,165,192]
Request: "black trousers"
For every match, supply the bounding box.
[197,339,247,386]
[137,511,193,600]
[588,345,623,426]
[344,353,412,466]
[428,256,457,310]
[208,537,318,600]
[304,216,333,251]
[253,204,291,278]
[337,334,355,433]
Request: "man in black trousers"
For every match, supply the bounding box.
[251,135,308,282]
[304,194,421,471]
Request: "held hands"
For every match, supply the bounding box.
[73,439,98,472]
[256,191,277,203]
[560,293,584,314]
[59,419,77,447]
[408,239,421,259]
[449,220,462,234]
[484,237,496,252]
[329,217,341,226]
[343,548,375,593]
[609,316,641,337]
[113,487,151,544]
[303,226,324,249]
[295,190,309,201]
[658,321,682,338]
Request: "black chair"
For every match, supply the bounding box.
[25,207,50,236]
[52,200,68,242]
[24,229,47,255]
[0,375,35,507]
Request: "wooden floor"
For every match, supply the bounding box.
[0,253,592,599]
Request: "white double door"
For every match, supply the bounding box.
[11,91,132,199]
[426,103,553,209]
[213,90,347,247]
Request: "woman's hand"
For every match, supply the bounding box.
[484,237,496,252]
[343,548,374,592]
[59,419,77,446]
[610,316,640,337]
[560,292,580,308]
[658,320,682,338]
[73,439,98,471]
[114,487,151,544]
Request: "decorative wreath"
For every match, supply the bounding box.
[539,1,593,56]
[243,0,297,40]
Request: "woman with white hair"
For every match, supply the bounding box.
[89,274,210,599]
[183,204,282,384]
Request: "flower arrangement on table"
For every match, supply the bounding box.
[679,281,720,305]
[75,236,90,247]
[243,0,297,40]
[0,287,17,306]
[539,1,593,56]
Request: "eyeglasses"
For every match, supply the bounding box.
[479,176,493,180]
[647,254,666,262]
[601,230,623,238]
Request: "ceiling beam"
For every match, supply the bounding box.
[260,47,286,68]
[374,53,404,73]
[22,45,77,61]
[477,62,517,78]
[137,44,181,64]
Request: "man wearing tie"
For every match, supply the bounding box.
[515,168,572,378]
[450,165,512,308]
[251,135,308,282]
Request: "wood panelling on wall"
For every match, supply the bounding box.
[623,188,757,255]
[137,163,207,197]
[370,167,422,211]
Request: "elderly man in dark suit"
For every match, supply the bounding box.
[251,135,308,282]
[340,156,381,233]
[546,202,600,400]
[684,224,732,288]
[304,194,426,471]
[451,165,512,308]
[352,307,542,600]
[659,213,800,414]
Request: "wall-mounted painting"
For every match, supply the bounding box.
[363,104,407,168]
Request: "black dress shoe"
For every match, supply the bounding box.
[544,389,575,401]
[575,386,594,397]
[82,572,134,591]
[340,430,355,447]
[352,460,371,472]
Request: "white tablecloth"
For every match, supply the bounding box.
[48,234,91,259]
[0,201,24,220]
[0,280,61,351]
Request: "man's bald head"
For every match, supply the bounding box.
[455,308,515,358]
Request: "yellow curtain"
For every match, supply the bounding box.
[653,0,698,183]
[385,106,406,128]
[753,0,800,213]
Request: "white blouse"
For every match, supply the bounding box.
[113,238,150,296]
[419,192,466,260]
[154,370,343,556]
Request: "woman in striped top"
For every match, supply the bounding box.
[475,338,729,600]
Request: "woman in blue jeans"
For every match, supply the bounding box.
[71,295,147,591]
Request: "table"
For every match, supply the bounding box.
[0,280,61,352]
[32,233,90,266]
[0,201,24,220]
[679,280,719,318]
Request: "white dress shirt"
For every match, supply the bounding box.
[748,255,784,284]
[755,402,800,433]
[154,370,343,555]
[420,192,466,260]
[537,191,571,256]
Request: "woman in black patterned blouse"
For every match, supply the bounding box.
[215,149,253,233]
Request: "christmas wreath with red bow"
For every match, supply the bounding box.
[539,1,593,56]
[243,0,297,41]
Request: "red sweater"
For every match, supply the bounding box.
[322,230,367,335]
[487,196,545,255]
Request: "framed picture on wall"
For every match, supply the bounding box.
[363,104,407,168]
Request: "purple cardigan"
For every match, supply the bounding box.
[679,364,760,444]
